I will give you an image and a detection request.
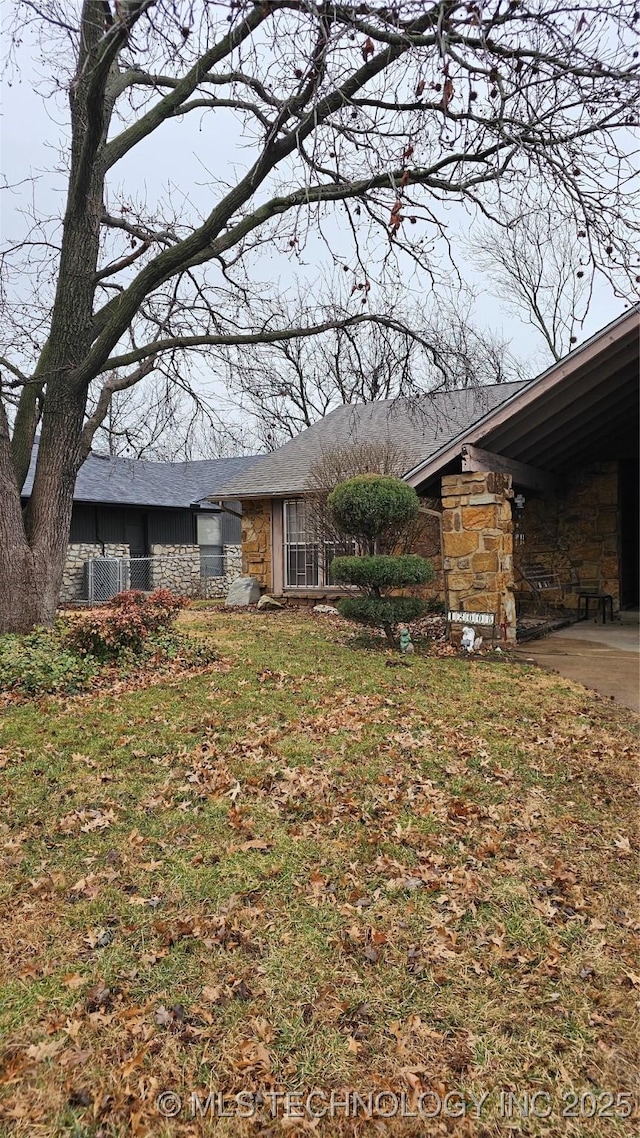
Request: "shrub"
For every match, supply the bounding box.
[327,475,420,553]
[338,596,426,630]
[327,475,433,645]
[109,588,186,630]
[64,588,188,661]
[0,629,98,694]
[331,554,433,591]
[0,592,205,697]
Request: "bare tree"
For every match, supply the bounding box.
[309,439,412,491]
[91,373,250,458]
[467,210,594,361]
[223,294,526,449]
[0,0,638,630]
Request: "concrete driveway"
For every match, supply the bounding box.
[515,617,640,714]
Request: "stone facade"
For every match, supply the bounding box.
[149,544,201,595]
[149,543,243,598]
[513,462,620,612]
[237,497,444,604]
[241,499,272,590]
[413,497,445,604]
[441,472,516,641]
[61,543,129,602]
[61,541,243,602]
[211,545,243,599]
[234,466,623,632]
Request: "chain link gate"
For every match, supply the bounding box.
[83,553,227,602]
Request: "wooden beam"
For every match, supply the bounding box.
[461,444,557,494]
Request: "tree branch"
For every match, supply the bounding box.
[98,311,447,372]
[95,240,151,281]
[102,4,272,170]
[80,357,156,457]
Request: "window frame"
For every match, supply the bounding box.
[197,511,224,578]
[283,498,355,590]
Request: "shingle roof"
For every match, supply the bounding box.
[209,382,528,498]
[22,442,258,509]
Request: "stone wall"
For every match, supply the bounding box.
[202,545,242,599]
[149,544,201,596]
[441,472,516,640]
[61,541,243,603]
[241,499,272,590]
[513,462,619,612]
[413,497,445,604]
[149,543,243,598]
[61,543,129,602]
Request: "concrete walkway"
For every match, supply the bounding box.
[515,617,640,714]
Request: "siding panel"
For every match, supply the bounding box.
[147,509,194,545]
[69,504,97,543]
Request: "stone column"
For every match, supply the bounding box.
[441,472,516,642]
[240,500,272,589]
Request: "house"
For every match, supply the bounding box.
[210,308,639,640]
[22,443,257,601]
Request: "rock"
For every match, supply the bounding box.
[256,595,283,611]
[225,577,261,606]
[313,604,339,615]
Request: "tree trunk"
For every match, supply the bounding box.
[0,390,85,632]
[0,538,62,635]
[0,420,43,633]
[0,516,42,636]
[0,4,112,633]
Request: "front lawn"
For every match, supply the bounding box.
[0,610,637,1136]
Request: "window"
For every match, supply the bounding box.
[197,512,224,577]
[284,499,354,589]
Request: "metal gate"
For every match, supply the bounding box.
[84,558,128,602]
[83,553,227,602]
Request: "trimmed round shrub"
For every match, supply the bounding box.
[327,474,433,646]
[327,475,419,549]
[337,596,426,630]
[331,554,433,591]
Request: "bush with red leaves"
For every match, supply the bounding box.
[65,589,188,661]
[108,588,187,630]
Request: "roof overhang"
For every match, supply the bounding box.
[404,307,639,491]
[207,490,300,503]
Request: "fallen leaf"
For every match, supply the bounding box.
[62,972,85,990]
[26,1039,64,1062]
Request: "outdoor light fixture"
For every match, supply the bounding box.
[514,493,526,545]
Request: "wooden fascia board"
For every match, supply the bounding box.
[403,309,640,489]
[205,490,309,503]
[478,338,640,455]
[461,444,557,493]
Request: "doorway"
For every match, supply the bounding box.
[124,511,150,590]
[619,460,639,610]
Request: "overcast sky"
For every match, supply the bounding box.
[0,18,630,428]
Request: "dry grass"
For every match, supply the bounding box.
[0,608,638,1136]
